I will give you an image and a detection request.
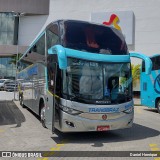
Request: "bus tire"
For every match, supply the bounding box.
[157,100,160,114]
[40,101,46,128]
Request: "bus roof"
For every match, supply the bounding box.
[20,20,128,60]
[150,54,160,58]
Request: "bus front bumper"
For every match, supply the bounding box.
[56,110,134,132]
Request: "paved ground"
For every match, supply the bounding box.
[134,98,141,105]
[0,92,159,160]
[0,101,25,126]
[0,91,19,101]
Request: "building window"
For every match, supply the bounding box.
[0,57,16,79]
[0,13,18,45]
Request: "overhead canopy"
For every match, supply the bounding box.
[0,0,49,15]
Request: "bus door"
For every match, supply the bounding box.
[140,72,153,106]
[45,55,57,132]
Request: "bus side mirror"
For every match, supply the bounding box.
[48,45,67,69]
[130,52,152,75]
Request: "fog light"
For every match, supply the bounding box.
[65,121,75,128]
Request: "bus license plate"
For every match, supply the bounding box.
[97,125,110,131]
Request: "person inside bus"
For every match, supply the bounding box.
[85,27,99,49]
[110,78,119,100]
[84,27,112,54]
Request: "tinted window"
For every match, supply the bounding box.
[34,34,45,56]
[0,13,18,45]
[63,58,132,104]
[142,55,160,72]
[151,56,160,70]
[63,21,128,55]
[22,34,45,64]
[0,57,16,79]
[142,60,145,72]
[47,24,59,50]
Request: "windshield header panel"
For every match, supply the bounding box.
[63,20,128,55]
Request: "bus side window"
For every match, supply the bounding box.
[154,56,160,70]
[24,34,45,64]
[142,60,145,72]
[143,82,147,91]
[33,35,45,57]
[46,24,59,50]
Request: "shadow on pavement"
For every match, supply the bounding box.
[0,101,25,127]
[144,108,158,113]
[52,123,160,147]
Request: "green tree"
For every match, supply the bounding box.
[131,64,141,87]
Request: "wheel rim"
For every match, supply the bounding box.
[41,107,45,122]
[20,96,23,105]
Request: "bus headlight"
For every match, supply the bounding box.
[123,107,133,114]
[59,105,82,115]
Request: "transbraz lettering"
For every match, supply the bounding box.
[89,107,119,113]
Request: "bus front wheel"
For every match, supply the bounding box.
[156,100,160,114]
[40,102,46,128]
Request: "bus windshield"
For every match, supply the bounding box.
[63,58,132,104]
[63,21,128,55]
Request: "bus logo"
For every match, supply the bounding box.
[103,14,121,30]
[102,114,107,120]
[154,74,160,94]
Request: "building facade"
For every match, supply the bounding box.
[0,0,49,78]
[0,0,160,87]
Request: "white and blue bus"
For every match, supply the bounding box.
[141,54,160,114]
[17,20,152,132]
